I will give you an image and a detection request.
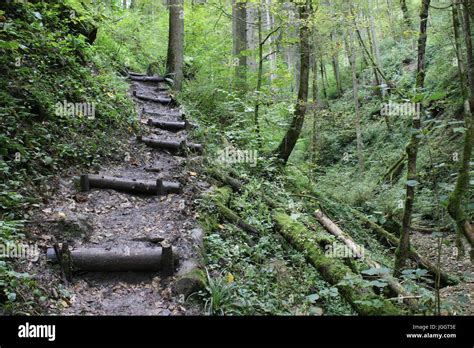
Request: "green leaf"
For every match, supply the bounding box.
[307,293,320,303]
[7,292,17,302]
[43,156,53,165]
[453,127,467,133]
[406,180,419,187]
[369,280,388,288]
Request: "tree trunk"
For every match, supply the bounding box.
[166,0,184,91]
[234,0,248,88]
[347,19,365,174]
[447,0,474,260]
[400,0,412,29]
[368,0,382,88]
[254,6,263,143]
[274,0,311,164]
[273,212,402,315]
[313,210,416,304]
[246,2,258,72]
[394,0,431,275]
[264,0,277,82]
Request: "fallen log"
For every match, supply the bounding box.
[379,153,406,185]
[142,108,185,118]
[80,174,180,195]
[206,168,243,192]
[137,136,187,155]
[47,246,179,273]
[304,191,459,286]
[133,91,172,104]
[211,187,260,237]
[129,75,165,82]
[313,210,415,305]
[334,206,457,286]
[147,119,187,132]
[273,211,403,315]
[211,171,459,287]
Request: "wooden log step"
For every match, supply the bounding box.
[142,108,184,118]
[147,119,187,131]
[129,75,165,82]
[133,91,172,104]
[137,136,203,155]
[187,142,203,154]
[80,174,181,195]
[47,246,178,273]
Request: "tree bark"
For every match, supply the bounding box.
[400,0,412,29]
[47,246,178,273]
[274,0,311,164]
[166,0,184,91]
[347,16,365,174]
[394,0,431,275]
[234,0,248,88]
[273,212,402,315]
[313,210,416,303]
[447,0,474,260]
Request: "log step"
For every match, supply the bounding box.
[142,108,185,119]
[148,119,187,131]
[129,75,165,82]
[133,91,172,104]
[137,136,203,156]
[80,174,181,195]
[47,245,178,274]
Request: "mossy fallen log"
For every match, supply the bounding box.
[379,153,406,185]
[314,210,416,305]
[273,211,403,315]
[210,187,259,236]
[306,191,459,286]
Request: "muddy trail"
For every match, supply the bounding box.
[28,76,208,315]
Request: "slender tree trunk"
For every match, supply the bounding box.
[386,0,398,40]
[166,0,184,91]
[234,0,248,88]
[366,26,381,87]
[346,14,365,174]
[247,2,258,72]
[265,0,277,82]
[330,39,343,96]
[447,0,474,260]
[254,6,263,143]
[320,58,327,100]
[274,0,311,164]
[368,0,382,87]
[400,0,412,29]
[394,0,431,275]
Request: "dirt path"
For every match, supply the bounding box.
[28,77,207,315]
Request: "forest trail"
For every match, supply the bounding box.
[29,77,206,315]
